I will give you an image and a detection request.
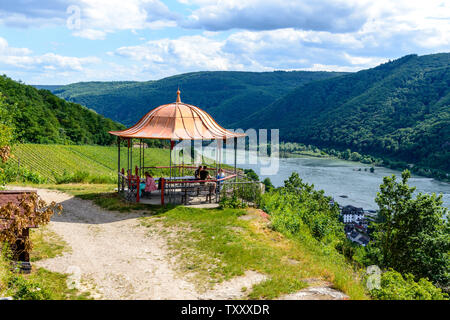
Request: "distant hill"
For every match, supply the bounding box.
[32,85,63,91]
[0,75,124,145]
[236,53,450,174]
[48,71,347,126]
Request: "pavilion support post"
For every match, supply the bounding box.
[130,138,133,173]
[139,139,142,177]
[142,139,145,176]
[234,137,237,182]
[117,137,121,193]
[169,140,175,203]
[127,138,131,174]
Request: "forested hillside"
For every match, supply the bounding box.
[49,71,346,126]
[0,75,124,145]
[237,53,450,175]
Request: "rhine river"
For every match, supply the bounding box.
[216,150,450,210]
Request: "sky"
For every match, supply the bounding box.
[0,0,449,85]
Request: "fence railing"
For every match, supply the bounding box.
[219,180,264,207]
[117,165,252,205]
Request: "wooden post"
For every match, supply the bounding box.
[136,175,140,203]
[234,137,237,182]
[121,168,125,191]
[117,137,121,193]
[161,178,165,205]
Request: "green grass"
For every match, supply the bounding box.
[1,226,89,300]
[10,144,171,183]
[140,206,368,300]
[10,182,116,196]
[30,226,69,262]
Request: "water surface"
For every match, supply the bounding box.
[218,149,450,210]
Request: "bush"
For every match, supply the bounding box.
[219,180,262,208]
[0,161,47,185]
[52,170,115,184]
[370,270,449,300]
[7,274,53,300]
[260,172,343,245]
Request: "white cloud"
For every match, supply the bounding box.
[0,0,179,40]
[0,37,99,72]
[111,29,391,78]
[115,35,245,75]
[182,0,369,33]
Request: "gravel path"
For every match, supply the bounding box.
[7,186,349,300]
[8,187,202,299]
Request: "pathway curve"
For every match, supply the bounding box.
[7,186,349,300]
[9,187,199,299]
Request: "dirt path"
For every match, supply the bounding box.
[9,187,202,299]
[7,187,349,300]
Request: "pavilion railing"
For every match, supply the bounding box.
[219,180,264,207]
[117,165,245,205]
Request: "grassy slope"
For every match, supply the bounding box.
[140,206,368,299]
[10,144,170,182]
[3,182,369,299]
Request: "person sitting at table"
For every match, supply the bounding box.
[199,165,209,181]
[216,168,225,192]
[217,168,225,180]
[144,172,157,196]
[194,165,202,180]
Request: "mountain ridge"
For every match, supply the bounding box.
[235,53,450,174]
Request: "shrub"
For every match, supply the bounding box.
[261,172,343,245]
[7,273,53,300]
[370,270,449,300]
[52,169,115,184]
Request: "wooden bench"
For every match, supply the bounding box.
[181,183,216,204]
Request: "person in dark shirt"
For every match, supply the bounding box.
[199,165,209,181]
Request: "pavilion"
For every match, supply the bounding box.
[109,90,246,205]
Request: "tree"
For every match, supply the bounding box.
[369,170,449,287]
[0,94,15,185]
[262,177,274,192]
[244,168,259,181]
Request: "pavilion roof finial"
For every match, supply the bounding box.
[176,88,181,103]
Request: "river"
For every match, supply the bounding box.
[216,149,450,210]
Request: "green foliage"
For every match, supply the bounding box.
[0,75,124,145]
[219,181,262,209]
[238,53,450,175]
[0,93,14,148]
[365,170,449,288]
[7,273,53,300]
[262,177,274,192]
[244,168,259,181]
[370,270,448,300]
[219,193,248,209]
[50,71,346,127]
[1,247,87,300]
[261,172,343,245]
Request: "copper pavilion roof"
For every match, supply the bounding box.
[109,90,246,141]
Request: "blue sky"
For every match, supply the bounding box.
[0,0,449,84]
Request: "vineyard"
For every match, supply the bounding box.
[10,144,171,183]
